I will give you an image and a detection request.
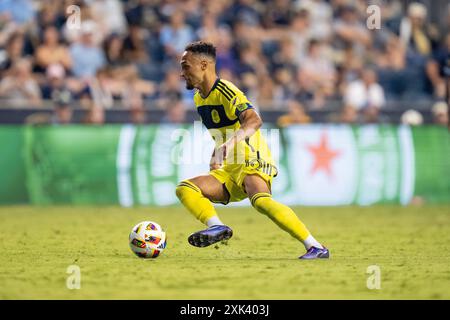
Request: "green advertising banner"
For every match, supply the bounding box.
[0,126,28,203]
[275,125,405,206]
[0,125,448,206]
[24,126,121,204]
[413,126,450,203]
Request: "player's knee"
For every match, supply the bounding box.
[175,180,200,200]
[175,182,187,200]
[175,184,183,200]
[250,192,272,211]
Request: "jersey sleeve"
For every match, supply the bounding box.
[217,80,254,118]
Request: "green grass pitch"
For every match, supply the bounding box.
[0,205,449,299]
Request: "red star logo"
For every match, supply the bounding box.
[306,132,341,179]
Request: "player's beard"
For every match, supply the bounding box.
[184,77,195,90]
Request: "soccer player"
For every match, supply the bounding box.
[176,41,329,259]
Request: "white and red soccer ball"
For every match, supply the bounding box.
[129,221,167,258]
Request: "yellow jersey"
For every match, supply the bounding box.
[193,78,276,175]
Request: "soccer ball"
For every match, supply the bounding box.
[129,221,167,258]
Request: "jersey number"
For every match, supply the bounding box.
[211,110,221,124]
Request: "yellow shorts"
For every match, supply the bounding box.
[209,161,278,204]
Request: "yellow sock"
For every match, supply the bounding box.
[175,180,218,225]
[251,193,311,242]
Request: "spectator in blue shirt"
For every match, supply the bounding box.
[69,21,106,79]
[160,10,195,61]
[0,0,36,25]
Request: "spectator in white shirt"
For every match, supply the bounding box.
[295,0,332,41]
[345,68,386,110]
[345,68,386,123]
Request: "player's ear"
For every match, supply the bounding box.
[200,59,208,71]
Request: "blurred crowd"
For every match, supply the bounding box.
[0,0,448,125]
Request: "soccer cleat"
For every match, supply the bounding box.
[188,225,233,248]
[299,246,330,260]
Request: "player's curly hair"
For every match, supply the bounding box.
[185,41,216,59]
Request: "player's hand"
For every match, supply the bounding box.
[210,145,227,170]
[210,149,222,171]
[210,162,221,171]
[211,140,233,170]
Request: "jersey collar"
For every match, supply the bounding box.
[200,77,220,99]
